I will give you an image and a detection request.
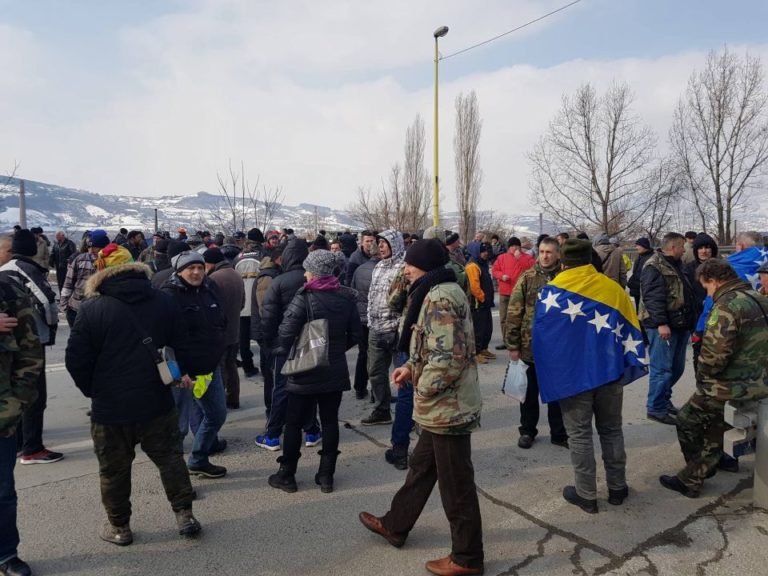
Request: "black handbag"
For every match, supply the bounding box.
[281,293,330,376]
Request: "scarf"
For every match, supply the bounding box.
[305,276,340,291]
[397,266,457,353]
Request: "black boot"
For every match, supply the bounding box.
[268,456,298,493]
[384,444,408,470]
[315,450,340,493]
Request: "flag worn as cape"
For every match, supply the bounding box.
[532,264,648,403]
[695,246,768,333]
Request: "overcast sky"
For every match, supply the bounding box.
[1,0,767,214]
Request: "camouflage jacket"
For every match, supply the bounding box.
[406,282,482,434]
[0,273,44,438]
[696,279,768,401]
[504,262,559,363]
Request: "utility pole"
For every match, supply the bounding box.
[19,180,27,228]
[539,212,543,234]
[154,208,159,233]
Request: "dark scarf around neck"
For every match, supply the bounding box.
[397,266,456,353]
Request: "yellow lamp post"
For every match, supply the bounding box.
[432,25,449,228]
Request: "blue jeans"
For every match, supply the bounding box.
[265,355,319,438]
[172,370,227,468]
[0,435,19,564]
[390,352,412,448]
[646,328,689,416]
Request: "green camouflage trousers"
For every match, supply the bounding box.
[675,391,731,489]
[92,410,193,527]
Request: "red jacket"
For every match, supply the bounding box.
[492,251,535,296]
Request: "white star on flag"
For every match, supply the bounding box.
[587,311,612,333]
[612,321,624,340]
[746,273,760,289]
[540,290,561,313]
[638,353,649,366]
[561,299,587,323]
[623,334,642,356]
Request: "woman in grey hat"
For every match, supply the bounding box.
[268,249,361,494]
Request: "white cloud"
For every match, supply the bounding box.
[0,2,766,227]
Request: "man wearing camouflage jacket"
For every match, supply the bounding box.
[660,259,768,498]
[505,237,568,450]
[0,272,44,576]
[359,239,484,576]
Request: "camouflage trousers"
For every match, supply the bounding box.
[92,410,194,527]
[675,391,731,490]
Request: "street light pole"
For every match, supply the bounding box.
[432,25,449,228]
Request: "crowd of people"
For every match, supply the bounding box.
[0,222,767,576]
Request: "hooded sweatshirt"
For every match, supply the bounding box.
[593,233,627,288]
[685,232,719,308]
[367,230,405,334]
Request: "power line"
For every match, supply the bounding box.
[440,0,582,61]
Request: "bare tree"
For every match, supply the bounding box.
[347,116,431,232]
[247,183,284,233]
[635,159,683,243]
[402,116,432,232]
[670,47,768,243]
[474,210,512,241]
[454,91,483,244]
[528,82,657,237]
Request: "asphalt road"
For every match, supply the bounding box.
[14,312,768,576]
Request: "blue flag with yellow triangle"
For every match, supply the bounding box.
[532,265,648,403]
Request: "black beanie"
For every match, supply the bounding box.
[12,229,37,257]
[445,232,460,246]
[312,235,329,250]
[507,236,521,247]
[248,228,265,243]
[167,240,190,259]
[203,247,225,264]
[154,239,170,254]
[405,239,449,272]
[561,239,592,267]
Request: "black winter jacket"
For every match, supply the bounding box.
[50,239,78,271]
[250,262,280,343]
[351,257,378,325]
[261,238,308,354]
[639,252,696,330]
[628,250,653,299]
[684,233,719,307]
[161,273,227,375]
[65,264,188,425]
[151,266,173,289]
[346,246,369,285]
[279,286,362,395]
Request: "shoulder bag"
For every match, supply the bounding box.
[281,292,330,376]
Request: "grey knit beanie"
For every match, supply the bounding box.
[172,250,205,272]
[303,249,338,277]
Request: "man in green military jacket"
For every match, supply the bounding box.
[505,236,568,450]
[0,272,44,576]
[660,259,768,498]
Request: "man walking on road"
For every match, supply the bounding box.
[359,238,484,576]
[49,231,77,295]
[66,244,201,546]
[0,273,44,576]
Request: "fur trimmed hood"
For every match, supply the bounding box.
[85,263,152,298]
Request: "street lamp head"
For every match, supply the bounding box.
[433,26,449,39]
